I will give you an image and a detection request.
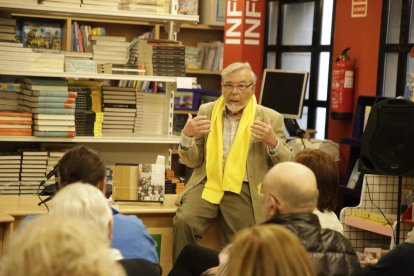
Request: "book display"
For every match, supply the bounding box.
[21,20,62,50]
[0,1,200,195]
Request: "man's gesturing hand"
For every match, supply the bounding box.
[182,113,211,138]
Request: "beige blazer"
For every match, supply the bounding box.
[177,101,293,223]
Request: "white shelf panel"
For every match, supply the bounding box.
[0,2,198,23]
[0,135,180,144]
[0,70,177,82]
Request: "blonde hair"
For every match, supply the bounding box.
[50,182,113,240]
[0,215,125,276]
[227,224,315,276]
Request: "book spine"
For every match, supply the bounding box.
[30,102,76,109]
[31,108,75,114]
[103,103,137,108]
[28,91,77,97]
[33,131,76,137]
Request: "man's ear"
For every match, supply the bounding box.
[98,177,107,193]
[268,195,279,218]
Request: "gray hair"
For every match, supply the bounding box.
[1,216,125,276]
[50,182,113,239]
[221,62,257,85]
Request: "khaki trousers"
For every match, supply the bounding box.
[172,181,255,262]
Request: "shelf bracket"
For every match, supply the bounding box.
[164,21,180,41]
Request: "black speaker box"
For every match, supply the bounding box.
[360,99,414,176]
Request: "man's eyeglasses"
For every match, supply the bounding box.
[221,82,253,92]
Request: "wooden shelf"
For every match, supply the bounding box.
[174,110,197,115]
[344,216,394,236]
[0,70,177,82]
[0,135,180,144]
[0,2,198,24]
[180,23,224,31]
[186,69,221,75]
[13,13,157,26]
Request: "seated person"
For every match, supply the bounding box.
[50,183,161,276]
[56,145,159,263]
[223,224,315,276]
[0,215,125,276]
[294,149,344,234]
[170,162,361,276]
[363,227,414,276]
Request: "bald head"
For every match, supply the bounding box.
[262,162,319,217]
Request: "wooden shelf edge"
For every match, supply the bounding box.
[0,3,199,24]
[344,216,393,236]
[0,135,181,144]
[174,110,197,115]
[0,70,177,82]
[180,23,224,31]
[13,13,157,26]
[186,69,221,75]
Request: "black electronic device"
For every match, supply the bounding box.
[37,164,59,206]
[258,69,309,120]
[360,98,414,176]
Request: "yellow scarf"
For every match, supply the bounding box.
[202,95,257,204]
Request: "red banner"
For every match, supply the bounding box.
[223,0,266,98]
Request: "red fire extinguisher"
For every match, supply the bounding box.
[331,48,354,120]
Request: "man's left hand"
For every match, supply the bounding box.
[251,119,277,148]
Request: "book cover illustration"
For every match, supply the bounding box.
[178,0,198,15]
[21,21,62,50]
[138,163,165,202]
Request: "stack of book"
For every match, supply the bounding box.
[134,92,165,135]
[39,0,81,8]
[64,51,96,73]
[69,80,103,137]
[0,41,64,72]
[89,35,130,65]
[0,82,20,112]
[118,0,170,13]
[82,0,119,10]
[20,150,49,194]
[137,38,186,76]
[0,17,17,43]
[18,78,77,137]
[0,153,21,195]
[99,63,146,75]
[0,112,32,137]
[127,32,153,65]
[102,86,136,135]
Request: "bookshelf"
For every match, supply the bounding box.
[0,2,198,167]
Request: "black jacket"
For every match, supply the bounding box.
[266,213,361,276]
[363,242,414,276]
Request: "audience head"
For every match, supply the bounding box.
[57,145,106,191]
[227,224,315,276]
[261,161,318,220]
[50,182,113,241]
[0,216,125,276]
[294,149,340,212]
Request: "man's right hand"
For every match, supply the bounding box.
[182,113,211,138]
